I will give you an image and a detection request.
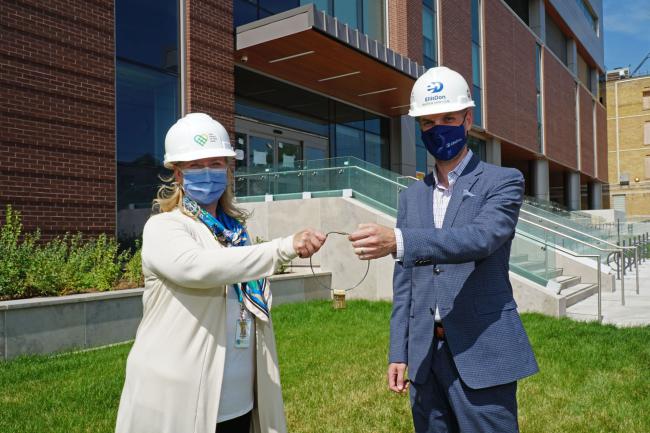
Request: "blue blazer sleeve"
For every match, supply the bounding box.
[400,169,524,267]
[389,190,411,364]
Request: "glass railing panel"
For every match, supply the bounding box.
[510,232,555,286]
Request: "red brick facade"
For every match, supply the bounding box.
[439,0,472,89]
[186,0,235,136]
[579,85,595,177]
[1,0,115,240]
[388,0,422,61]
[543,48,578,170]
[484,0,538,152]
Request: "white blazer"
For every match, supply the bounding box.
[115,208,296,433]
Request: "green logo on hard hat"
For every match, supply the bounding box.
[193,134,208,146]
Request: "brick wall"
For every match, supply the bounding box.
[484,0,538,152]
[185,0,234,136]
[388,0,422,61]
[543,48,577,170]
[0,0,115,240]
[579,85,595,177]
[439,0,472,88]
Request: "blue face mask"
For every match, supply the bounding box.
[420,114,468,161]
[182,168,228,206]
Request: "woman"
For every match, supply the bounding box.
[115,113,326,433]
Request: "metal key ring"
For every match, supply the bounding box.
[309,231,371,292]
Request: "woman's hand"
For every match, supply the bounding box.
[293,229,327,258]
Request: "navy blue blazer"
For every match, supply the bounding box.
[389,154,539,389]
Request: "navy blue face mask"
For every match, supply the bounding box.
[420,113,468,161]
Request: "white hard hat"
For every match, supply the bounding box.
[163,113,236,168]
[408,66,475,117]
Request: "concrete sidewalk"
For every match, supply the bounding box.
[567,260,650,327]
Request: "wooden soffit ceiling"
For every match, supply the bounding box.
[235,4,426,117]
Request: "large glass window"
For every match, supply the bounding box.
[414,121,428,174]
[471,0,483,126]
[576,0,598,34]
[422,0,437,69]
[298,0,386,43]
[545,12,568,65]
[503,0,528,25]
[115,0,180,242]
[535,43,543,152]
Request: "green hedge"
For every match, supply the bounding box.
[0,206,142,300]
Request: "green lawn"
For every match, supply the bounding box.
[1,301,649,433]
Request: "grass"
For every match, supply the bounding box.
[1,301,649,433]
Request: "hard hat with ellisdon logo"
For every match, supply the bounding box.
[163,112,236,168]
[408,66,475,118]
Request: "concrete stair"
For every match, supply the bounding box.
[563,283,599,307]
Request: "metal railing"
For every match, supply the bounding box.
[519,208,640,296]
[515,229,602,322]
[518,217,632,306]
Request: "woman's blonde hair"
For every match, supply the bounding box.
[152,164,249,223]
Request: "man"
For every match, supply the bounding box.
[349,66,538,433]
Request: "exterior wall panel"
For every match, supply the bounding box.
[484,0,538,152]
[0,0,116,239]
[595,102,607,183]
[543,48,577,170]
[187,0,235,135]
[388,0,422,60]
[439,0,472,86]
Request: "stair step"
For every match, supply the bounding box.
[516,261,547,272]
[546,275,581,293]
[547,268,564,278]
[564,283,599,307]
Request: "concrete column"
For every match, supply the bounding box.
[532,159,550,201]
[529,0,546,41]
[588,181,603,209]
[566,39,578,76]
[486,137,501,165]
[564,171,581,211]
[390,115,417,175]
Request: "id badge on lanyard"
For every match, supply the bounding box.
[235,304,252,349]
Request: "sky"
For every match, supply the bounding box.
[602,0,650,75]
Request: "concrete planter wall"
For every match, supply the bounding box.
[0,271,331,361]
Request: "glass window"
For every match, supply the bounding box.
[116,0,179,70]
[503,0,528,25]
[422,3,437,68]
[234,0,258,27]
[260,0,298,14]
[335,124,364,159]
[301,0,329,12]
[116,60,179,211]
[363,0,385,43]
[576,0,597,33]
[333,0,358,29]
[545,12,568,65]
[414,120,428,174]
[471,0,482,127]
[643,90,650,110]
[467,136,486,161]
[365,132,382,166]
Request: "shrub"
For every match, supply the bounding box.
[0,205,141,300]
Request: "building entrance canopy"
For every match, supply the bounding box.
[235,4,426,117]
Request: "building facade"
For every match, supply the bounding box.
[1,0,608,242]
[606,71,650,218]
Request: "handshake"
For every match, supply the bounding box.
[292,223,397,260]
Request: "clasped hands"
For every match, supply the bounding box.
[293,224,396,260]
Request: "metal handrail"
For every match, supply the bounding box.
[515,229,602,322]
[235,165,411,189]
[519,211,640,300]
[518,217,630,306]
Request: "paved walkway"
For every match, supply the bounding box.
[567,260,650,327]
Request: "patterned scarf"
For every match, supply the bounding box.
[182,196,272,321]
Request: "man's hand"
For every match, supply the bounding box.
[387,363,409,394]
[293,229,327,258]
[348,223,397,260]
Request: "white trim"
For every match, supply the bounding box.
[479,0,486,129]
[593,98,598,178]
[540,45,546,154]
[607,113,650,120]
[383,0,390,48]
[607,147,650,153]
